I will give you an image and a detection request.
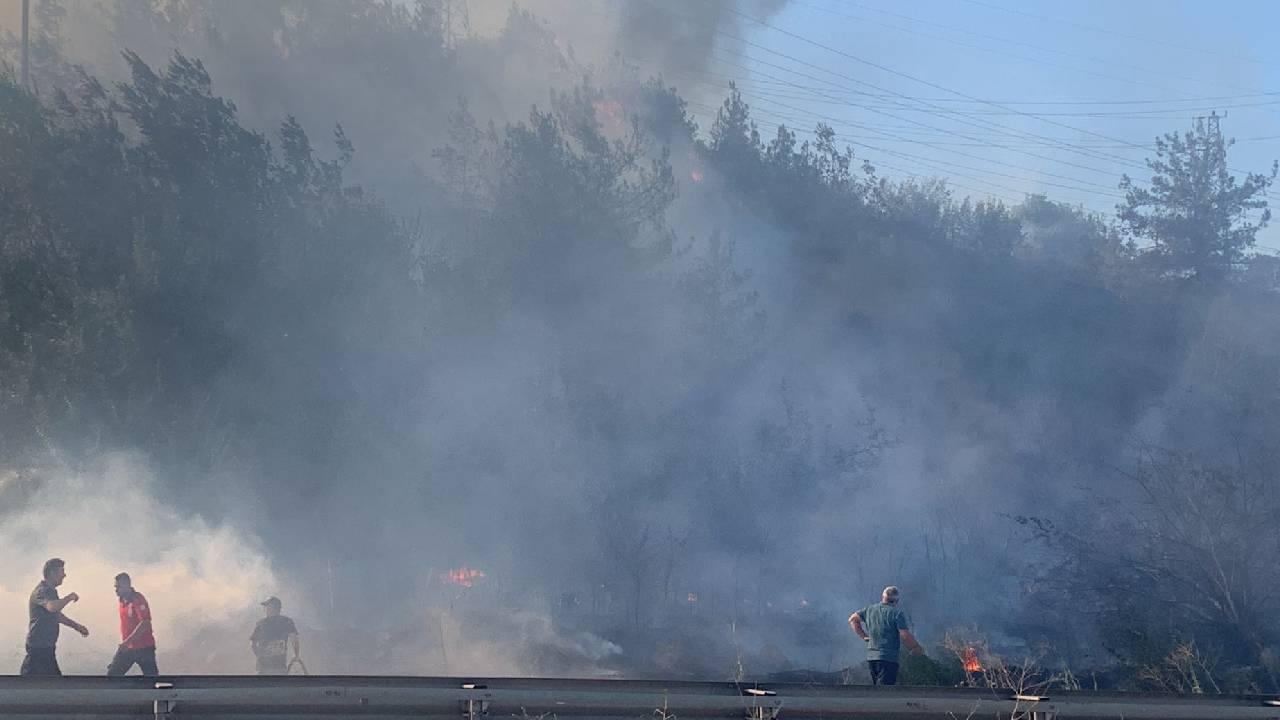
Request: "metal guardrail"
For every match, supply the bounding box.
[0,675,1277,719]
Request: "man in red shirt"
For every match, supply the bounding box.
[107,572,159,676]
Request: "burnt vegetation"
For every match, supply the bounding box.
[2,0,1280,691]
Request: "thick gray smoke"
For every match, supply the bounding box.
[467,0,791,78]
[6,0,791,212]
[3,0,1275,688]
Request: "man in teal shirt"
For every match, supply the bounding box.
[848,586,924,685]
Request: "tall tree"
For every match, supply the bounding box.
[1119,115,1276,282]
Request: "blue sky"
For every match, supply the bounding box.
[681,0,1280,249]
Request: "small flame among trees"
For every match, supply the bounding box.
[592,99,627,136]
[963,646,983,673]
[592,99,623,121]
[442,567,486,587]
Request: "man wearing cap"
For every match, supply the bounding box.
[108,572,159,675]
[848,586,924,685]
[250,596,299,674]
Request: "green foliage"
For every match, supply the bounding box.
[0,52,415,491]
[900,653,964,687]
[1119,115,1277,282]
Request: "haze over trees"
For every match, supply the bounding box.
[1,0,1279,690]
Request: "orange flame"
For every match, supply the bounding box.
[442,567,486,588]
[593,99,623,120]
[963,647,982,673]
[592,99,629,137]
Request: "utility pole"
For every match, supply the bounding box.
[1193,111,1225,139]
[1191,111,1226,169]
[21,0,30,90]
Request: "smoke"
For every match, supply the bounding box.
[0,1,793,213]
[617,0,789,76]
[0,0,999,677]
[466,0,791,77]
[0,455,281,674]
[0,3,19,35]
[0,0,1087,679]
[8,0,1272,686]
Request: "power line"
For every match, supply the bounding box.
[763,119,1116,214]
[639,0,1269,192]
[954,0,1279,70]
[682,64,1268,214]
[684,61,1280,108]
[585,0,1148,201]
[723,7,1171,159]
[795,0,1201,99]
[687,100,1032,204]
[715,6,1276,196]
[702,32,1155,173]
[684,97,1012,200]
[733,85,1280,118]
[684,80,1129,207]
[614,0,1274,215]
[813,0,1280,106]
[700,47,1148,177]
[811,1,1280,186]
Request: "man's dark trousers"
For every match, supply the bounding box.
[107,646,158,676]
[868,660,899,685]
[20,646,61,676]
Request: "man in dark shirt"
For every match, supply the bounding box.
[107,572,159,676]
[250,596,300,674]
[848,585,924,685]
[21,558,89,676]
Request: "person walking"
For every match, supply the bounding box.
[20,558,89,676]
[107,572,159,676]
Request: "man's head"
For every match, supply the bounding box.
[261,596,282,617]
[881,585,901,604]
[42,558,66,587]
[114,572,133,600]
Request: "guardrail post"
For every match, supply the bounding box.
[743,686,779,720]
[461,682,490,720]
[154,681,175,719]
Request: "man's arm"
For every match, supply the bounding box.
[286,618,301,659]
[38,592,79,614]
[57,614,89,637]
[899,629,924,655]
[848,612,869,641]
[121,619,151,647]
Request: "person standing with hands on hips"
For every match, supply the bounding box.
[848,585,924,686]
